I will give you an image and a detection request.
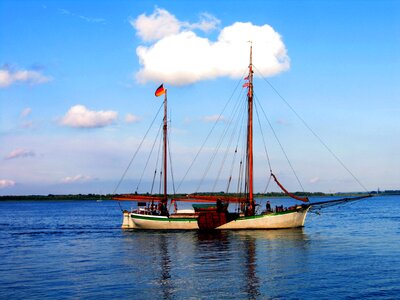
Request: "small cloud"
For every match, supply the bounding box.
[61,175,93,184]
[20,107,32,118]
[125,113,141,123]
[309,177,320,184]
[5,149,36,160]
[202,114,226,123]
[0,179,16,189]
[0,67,52,88]
[59,8,105,24]
[21,120,35,129]
[185,13,220,32]
[183,116,193,124]
[60,105,118,128]
[276,119,290,126]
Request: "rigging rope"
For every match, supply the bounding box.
[255,94,306,192]
[212,97,247,192]
[135,122,163,193]
[253,65,369,193]
[254,99,273,173]
[195,79,246,193]
[113,102,164,195]
[150,123,164,194]
[263,173,272,194]
[177,70,247,193]
[271,173,309,203]
[168,123,176,195]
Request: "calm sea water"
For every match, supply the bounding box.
[0,196,399,299]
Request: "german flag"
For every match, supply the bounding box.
[155,84,166,97]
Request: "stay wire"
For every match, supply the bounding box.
[253,99,274,194]
[254,93,306,192]
[253,65,369,193]
[177,70,247,192]
[168,123,177,195]
[135,122,163,193]
[211,90,247,192]
[254,99,273,173]
[150,123,164,194]
[113,102,164,195]
[226,101,247,193]
[196,95,238,193]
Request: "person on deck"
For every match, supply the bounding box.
[266,201,272,213]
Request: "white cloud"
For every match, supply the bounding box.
[133,8,181,42]
[21,107,32,118]
[0,179,16,189]
[133,9,289,86]
[61,175,93,184]
[0,68,52,88]
[132,9,219,43]
[309,177,320,184]
[202,114,227,123]
[60,105,118,128]
[185,13,220,32]
[125,113,141,123]
[5,149,36,160]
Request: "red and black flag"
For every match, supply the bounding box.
[155,84,166,97]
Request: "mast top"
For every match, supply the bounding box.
[249,41,253,68]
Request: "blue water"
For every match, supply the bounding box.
[0,196,399,299]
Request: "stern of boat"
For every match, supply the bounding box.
[122,210,135,229]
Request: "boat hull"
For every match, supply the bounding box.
[122,207,310,230]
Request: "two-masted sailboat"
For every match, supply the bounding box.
[114,45,313,230]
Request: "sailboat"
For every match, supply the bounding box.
[114,45,370,230]
[113,45,316,230]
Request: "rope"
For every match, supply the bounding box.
[195,81,246,193]
[263,173,272,194]
[271,173,309,202]
[150,123,164,194]
[177,70,247,192]
[113,102,164,195]
[254,99,273,173]
[135,122,163,193]
[168,124,177,195]
[212,96,246,192]
[255,93,306,192]
[253,65,369,193]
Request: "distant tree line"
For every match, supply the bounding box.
[0,190,397,201]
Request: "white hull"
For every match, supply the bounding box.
[122,207,310,230]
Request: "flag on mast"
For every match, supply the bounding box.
[155,84,166,97]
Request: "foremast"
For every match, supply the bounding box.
[161,87,168,215]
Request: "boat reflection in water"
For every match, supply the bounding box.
[121,229,308,299]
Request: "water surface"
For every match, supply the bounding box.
[0,196,399,299]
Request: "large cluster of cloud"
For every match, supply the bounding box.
[133,8,290,86]
[60,105,118,128]
[0,67,52,88]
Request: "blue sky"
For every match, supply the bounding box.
[1,0,399,195]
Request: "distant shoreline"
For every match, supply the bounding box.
[0,190,397,201]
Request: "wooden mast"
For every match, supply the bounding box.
[247,44,255,216]
[162,89,168,214]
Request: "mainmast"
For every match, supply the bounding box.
[246,44,255,216]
